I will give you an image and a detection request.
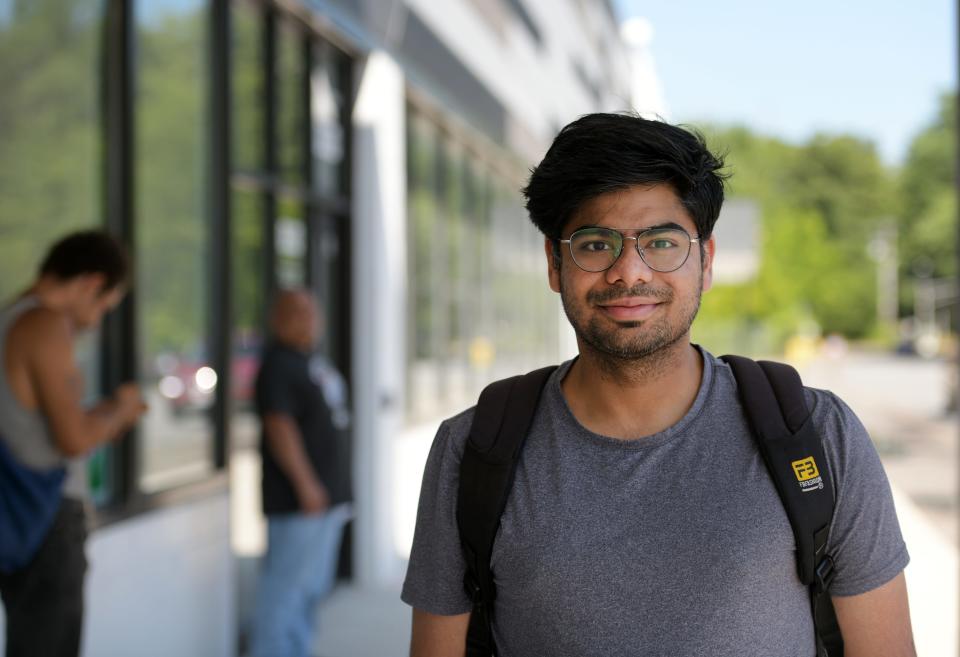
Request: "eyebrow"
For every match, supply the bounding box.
[574,221,687,233]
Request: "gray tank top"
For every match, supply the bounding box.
[0,296,88,499]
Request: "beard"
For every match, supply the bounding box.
[559,269,704,365]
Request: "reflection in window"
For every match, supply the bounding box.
[311,43,347,198]
[312,213,346,363]
[442,143,467,403]
[0,0,102,301]
[405,108,559,424]
[277,20,305,187]
[276,198,306,287]
[231,0,263,174]
[135,0,213,491]
[406,115,442,419]
[230,189,264,452]
[75,329,112,504]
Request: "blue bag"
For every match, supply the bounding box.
[0,437,65,573]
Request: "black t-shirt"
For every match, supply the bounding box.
[255,342,352,514]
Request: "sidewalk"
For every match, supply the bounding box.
[314,585,410,657]
[896,487,959,657]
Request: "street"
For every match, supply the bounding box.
[799,349,958,656]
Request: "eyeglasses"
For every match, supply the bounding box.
[558,226,700,273]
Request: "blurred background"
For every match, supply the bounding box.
[0,0,955,655]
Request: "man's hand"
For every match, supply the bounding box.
[17,308,144,456]
[112,382,147,430]
[297,479,330,514]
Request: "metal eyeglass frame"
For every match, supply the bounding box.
[558,226,700,273]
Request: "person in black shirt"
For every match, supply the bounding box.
[249,288,352,657]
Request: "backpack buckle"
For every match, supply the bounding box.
[814,555,836,594]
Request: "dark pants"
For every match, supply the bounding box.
[0,498,88,657]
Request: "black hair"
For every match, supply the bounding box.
[39,230,130,293]
[523,113,728,243]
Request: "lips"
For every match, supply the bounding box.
[598,298,662,321]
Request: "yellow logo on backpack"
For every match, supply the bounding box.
[791,457,824,492]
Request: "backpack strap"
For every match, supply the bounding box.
[722,355,844,657]
[457,366,558,657]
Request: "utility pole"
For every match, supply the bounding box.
[954,1,959,653]
[868,221,898,333]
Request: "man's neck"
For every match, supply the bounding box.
[561,339,704,440]
[274,337,312,355]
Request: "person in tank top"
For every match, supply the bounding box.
[0,230,146,657]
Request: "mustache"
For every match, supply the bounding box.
[587,285,673,305]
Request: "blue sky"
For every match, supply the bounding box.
[613,0,956,165]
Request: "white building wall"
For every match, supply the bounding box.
[0,495,234,657]
[405,0,632,148]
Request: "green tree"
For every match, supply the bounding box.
[898,93,956,284]
[0,0,101,300]
[697,125,892,349]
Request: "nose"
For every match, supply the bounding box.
[604,236,654,287]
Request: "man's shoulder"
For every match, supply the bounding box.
[434,405,477,457]
[11,305,69,334]
[709,354,848,416]
[7,306,71,352]
[803,385,867,449]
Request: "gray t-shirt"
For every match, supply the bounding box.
[402,349,909,656]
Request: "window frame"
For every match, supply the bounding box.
[94,0,354,525]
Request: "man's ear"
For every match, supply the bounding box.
[545,238,561,293]
[701,236,716,293]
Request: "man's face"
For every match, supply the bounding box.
[546,183,715,362]
[274,292,322,352]
[73,275,124,330]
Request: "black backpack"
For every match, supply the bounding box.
[456,355,843,657]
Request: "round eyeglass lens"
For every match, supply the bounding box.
[569,227,623,272]
[637,228,692,272]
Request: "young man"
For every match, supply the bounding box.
[402,114,915,656]
[249,289,353,657]
[0,230,146,657]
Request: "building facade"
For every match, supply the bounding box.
[0,0,638,653]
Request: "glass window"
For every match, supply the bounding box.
[406,114,444,420]
[462,159,491,395]
[0,1,110,498]
[404,107,559,423]
[135,0,214,491]
[311,43,348,198]
[277,19,305,187]
[441,142,467,405]
[231,0,263,173]
[0,0,102,301]
[276,197,306,287]
[311,213,346,363]
[230,188,265,448]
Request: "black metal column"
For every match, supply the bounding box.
[101,0,137,507]
[263,6,278,298]
[210,0,232,468]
